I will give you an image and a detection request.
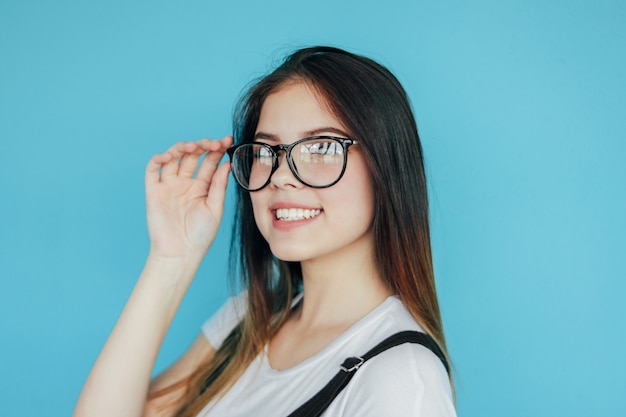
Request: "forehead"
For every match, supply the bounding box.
[256,82,348,140]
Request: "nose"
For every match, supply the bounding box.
[269,152,303,190]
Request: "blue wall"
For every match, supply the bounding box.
[1,1,624,415]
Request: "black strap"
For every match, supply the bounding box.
[286,331,449,417]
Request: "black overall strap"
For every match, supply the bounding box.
[286,331,449,417]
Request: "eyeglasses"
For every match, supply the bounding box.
[227,136,357,192]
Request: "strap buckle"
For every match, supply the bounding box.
[340,356,364,372]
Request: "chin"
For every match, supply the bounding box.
[271,251,306,263]
[268,244,310,263]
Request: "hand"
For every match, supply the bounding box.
[144,136,233,260]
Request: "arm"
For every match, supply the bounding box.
[145,334,216,416]
[73,137,233,417]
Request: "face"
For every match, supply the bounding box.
[250,81,376,264]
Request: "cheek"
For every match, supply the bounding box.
[332,161,376,226]
[250,193,270,237]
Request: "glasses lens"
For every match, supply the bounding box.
[232,144,274,190]
[292,138,346,186]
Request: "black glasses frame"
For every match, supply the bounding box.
[227,135,357,192]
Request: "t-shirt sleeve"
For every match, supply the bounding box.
[338,343,456,417]
[201,292,248,350]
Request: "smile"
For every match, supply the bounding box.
[275,208,322,221]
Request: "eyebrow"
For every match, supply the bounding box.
[254,127,350,141]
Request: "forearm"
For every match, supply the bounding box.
[73,253,203,417]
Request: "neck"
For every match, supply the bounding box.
[295,235,393,329]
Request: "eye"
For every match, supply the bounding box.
[304,140,343,156]
[256,146,272,158]
[253,145,274,166]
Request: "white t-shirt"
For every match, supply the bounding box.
[199,294,456,417]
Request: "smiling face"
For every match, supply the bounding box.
[249,81,376,264]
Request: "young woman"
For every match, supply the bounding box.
[74,46,456,417]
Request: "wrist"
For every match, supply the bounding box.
[143,251,205,286]
[147,246,206,265]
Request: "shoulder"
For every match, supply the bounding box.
[341,342,456,416]
[334,298,456,417]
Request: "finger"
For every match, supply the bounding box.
[177,145,205,178]
[160,142,197,178]
[196,136,233,182]
[197,135,233,149]
[146,152,173,187]
[220,135,234,148]
[205,161,231,216]
[195,150,224,184]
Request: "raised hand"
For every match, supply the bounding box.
[73,137,233,417]
[145,136,233,260]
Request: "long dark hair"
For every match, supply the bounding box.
[154,46,450,416]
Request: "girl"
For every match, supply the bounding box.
[74,46,456,417]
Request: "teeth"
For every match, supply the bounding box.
[275,208,321,221]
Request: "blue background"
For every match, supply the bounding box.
[1,1,625,415]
